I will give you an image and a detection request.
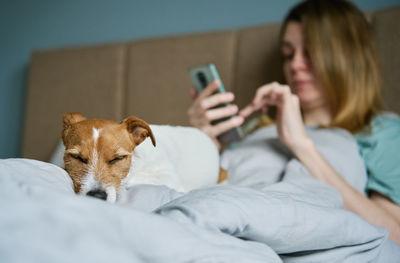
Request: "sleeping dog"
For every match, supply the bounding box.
[62,112,222,202]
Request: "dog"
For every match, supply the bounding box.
[62,112,222,202]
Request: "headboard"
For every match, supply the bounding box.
[22,6,400,162]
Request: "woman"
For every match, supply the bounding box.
[187,0,400,243]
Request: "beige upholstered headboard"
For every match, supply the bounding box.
[22,6,400,162]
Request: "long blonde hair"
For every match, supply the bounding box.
[281,0,383,133]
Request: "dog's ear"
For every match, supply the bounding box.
[63,112,86,129]
[62,113,86,145]
[122,116,156,147]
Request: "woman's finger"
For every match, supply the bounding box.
[252,82,277,105]
[200,92,235,110]
[197,79,221,100]
[240,82,292,118]
[239,85,276,118]
[205,104,239,122]
[211,116,244,136]
[239,104,257,118]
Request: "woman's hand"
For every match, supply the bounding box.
[187,80,244,150]
[239,82,310,154]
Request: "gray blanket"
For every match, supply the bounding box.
[1,126,399,262]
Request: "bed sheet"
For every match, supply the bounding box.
[1,158,399,262]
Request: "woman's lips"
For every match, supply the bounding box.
[294,80,310,88]
[293,80,311,92]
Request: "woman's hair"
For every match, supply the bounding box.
[281,0,383,133]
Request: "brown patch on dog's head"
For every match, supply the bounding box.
[61,113,156,201]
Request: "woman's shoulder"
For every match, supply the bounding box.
[374,111,398,126]
[355,111,400,204]
[356,112,400,141]
[370,112,400,133]
[355,111,400,159]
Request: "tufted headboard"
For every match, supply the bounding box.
[22,6,400,162]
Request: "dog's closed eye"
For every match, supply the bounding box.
[70,154,88,164]
[108,155,127,165]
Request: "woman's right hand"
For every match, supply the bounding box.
[187,79,244,149]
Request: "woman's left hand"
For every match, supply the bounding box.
[239,82,310,153]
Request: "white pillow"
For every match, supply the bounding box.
[0,158,74,194]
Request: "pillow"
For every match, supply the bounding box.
[0,158,74,195]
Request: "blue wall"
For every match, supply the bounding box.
[1,0,399,158]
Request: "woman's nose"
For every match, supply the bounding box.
[290,51,308,72]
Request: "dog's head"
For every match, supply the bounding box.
[62,112,155,202]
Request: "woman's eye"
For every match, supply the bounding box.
[282,53,294,61]
[280,44,294,61]
[109,156,127,165]
[70,154,88,164]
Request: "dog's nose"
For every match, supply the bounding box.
[87,189,107,200]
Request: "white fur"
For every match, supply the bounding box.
[79,173,99,195]
[92,128,101,141]
[122,125,220,194]
[106,186,117,203]
[79,128,101,196]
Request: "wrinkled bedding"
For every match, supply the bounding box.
[1,126,400,262]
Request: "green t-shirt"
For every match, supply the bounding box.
[355,114,400,204]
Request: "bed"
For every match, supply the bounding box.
[1,5,400,263]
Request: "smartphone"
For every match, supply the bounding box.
[188,63,244,145]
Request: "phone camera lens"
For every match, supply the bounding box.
[197,72,208,88]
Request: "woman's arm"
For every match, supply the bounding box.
[293,138,400,244]
[240,82,400,244]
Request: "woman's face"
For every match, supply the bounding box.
[281,22,326,109]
